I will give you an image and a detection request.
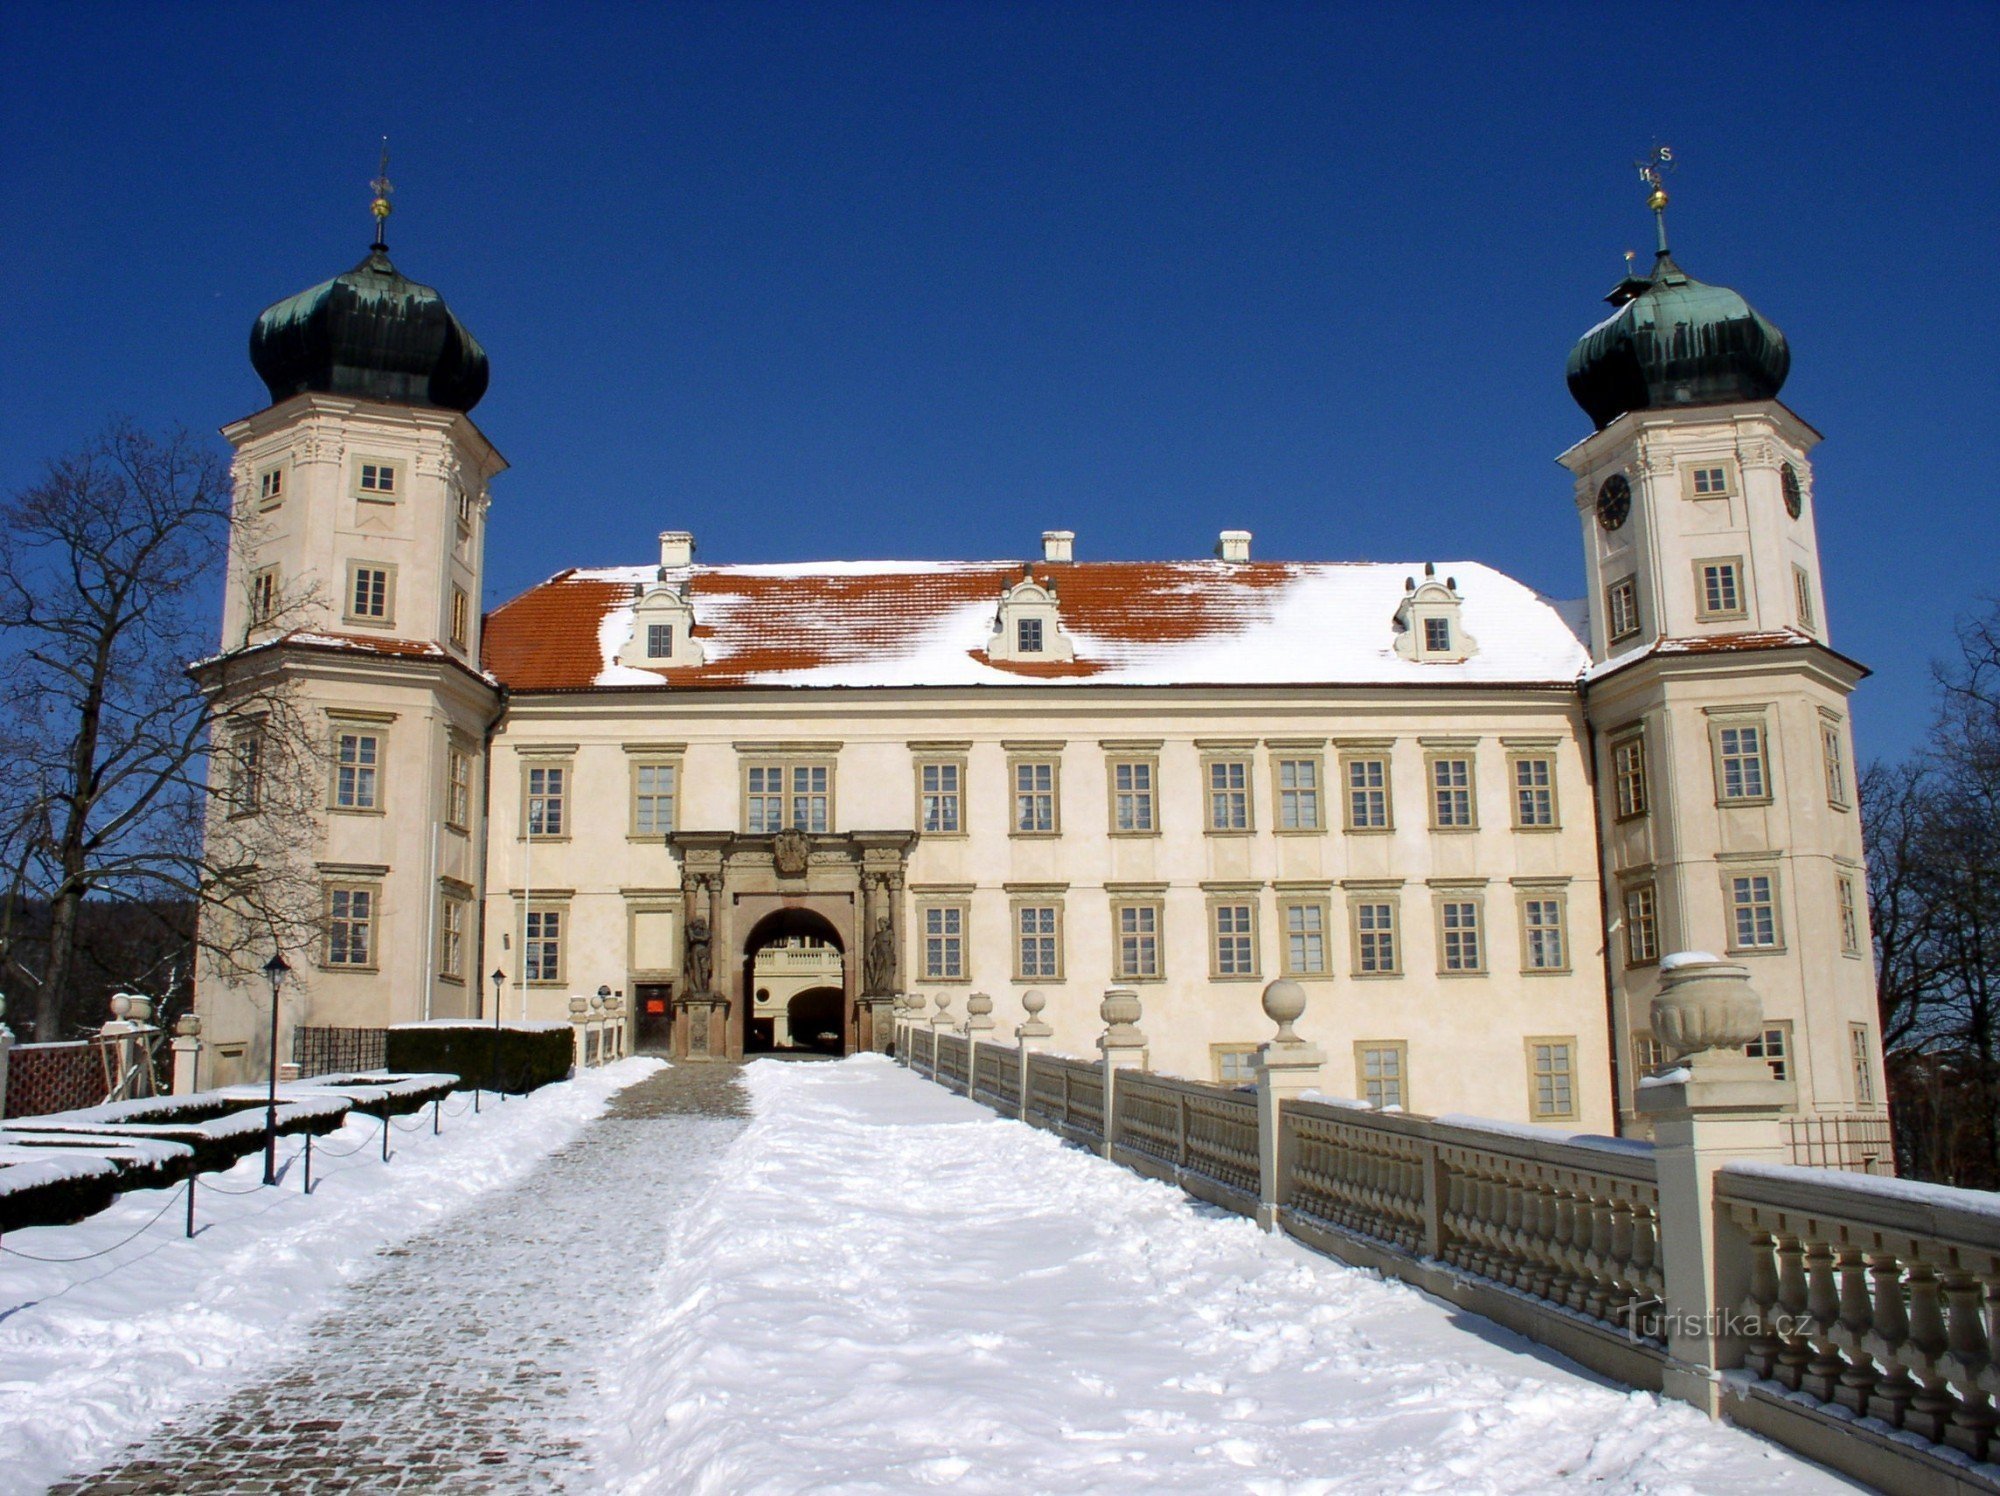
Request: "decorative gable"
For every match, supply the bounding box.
[987,569,1075,663]
[1392,564,1476,664]
[615,580,705,669]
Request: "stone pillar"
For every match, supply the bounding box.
[1097,987,1148,1160]
[1015,988,1053,1122]
[170,1013,202,1096]
[1254,979,1324,1232]
[569,994,591,1070]
[0,993,13,1118]
[1637,955,1795,1415]
[963,992,994,1100]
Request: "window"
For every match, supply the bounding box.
[457,486,474,527]
[1745,1022,1790,1081]
[1821,719,1848,807]
[231,729,263,815]
[324,884,375,968]
[1527,1038,1577,1121]
[524,907,563,984]
[1521,895,1567,971]
[1017,617,1044,653]
[1281,901,1329,977]
[1729,873,1781,950]
[1838,874,1862,955]
[1344,756,1391,831]
[357,460,399,498]
[1714,721,1769,802]
[1213,1045,1259,1087]
[746,762,832,833]
[1690,464,1730,497]
[451,586,471,649]
[1793,565,1817,631]
[1696,559,1746,620]
[1274,757,1322,831]
[1016,904,1061,980]
[1352,899,1398,975]
[334,732,380,810]
[347,564,391,623]
[923,906,966,981]
[1207,759,1251,831]
[1633,1033,1666,1074]
[1606,576,1640,643]
[633,762,677,836]
[920,761,963,834]
[1624,884,1660,966]
[1429,756,1475,829]
[1512,757,1556,829]
[526,763,567,838]
[1356,1043,1407,1109]
[1438,898,1483,972]
[440,893,466,980]
[446,746,472,830]
[1612,733,1648,820]
[1110,760,1156,834]
[1851,1024,1876,1106]
[249,565,280,626]
[1114,903,1162,980]
[257,466,284,509]
[1013,760,1057,834]
[647,622,674,659]
[1211,902,1257,979]
[1423,617,1451,653]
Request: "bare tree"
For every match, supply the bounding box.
[0,422,323,1040]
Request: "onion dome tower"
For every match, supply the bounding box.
[248,162,488,413]
[1565,176,1788,430]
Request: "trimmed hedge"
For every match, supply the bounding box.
[384,1024,572,1095]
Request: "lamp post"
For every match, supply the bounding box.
[261,951,290,1186]
[490,967,506,1096]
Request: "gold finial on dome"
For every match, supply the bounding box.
[369,136,393,250]
[1636,144,1674,254]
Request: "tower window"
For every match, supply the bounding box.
[347,564,392,623]
[1424,617,1451,652]
[1691,465,1730,497]
[357,461,399,498]
[257,467,284,509]
[1793,565,1817,631]
[451,586,470,649]
[1821,718,1849,807]
[324,884,376,968]
[1612,733,1648,820]
[1851,1024,1876,1105]
[333,732,380,810]
[1714,721,1769,802]
[1696,559,1746,620]
[1624,884,1659,965]
[1838,873,1862,955]
[1017,617,1044,653]
[1745,1022,1790,1081]
[1729,873,1781,950]
[1606,576,1640,643]
[249,566,280,626]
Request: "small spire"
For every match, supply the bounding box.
[369,137,394,251]
[1635,144,1674,257]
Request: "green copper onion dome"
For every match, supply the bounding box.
[249,245,489,413]
[1566,247,1788,430]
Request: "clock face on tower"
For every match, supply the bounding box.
[1596,472,1632,532]
[1782,463,1803,519]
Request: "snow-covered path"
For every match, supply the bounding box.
[598,1056,1854,1494]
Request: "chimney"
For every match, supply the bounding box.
[659,530,695,569]
[1217,529,1252,563]
[1042,530,1075,564]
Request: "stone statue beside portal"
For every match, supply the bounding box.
[864,913,896,995]
[684,916,713,996]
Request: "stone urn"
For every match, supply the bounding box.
[1099,987,1144,1047]
[1261,979,1308,1045]
[569,994,590,1019]
[965,991,994,1033]
[175,1012,202,1039]
[1650,955,1764,1060]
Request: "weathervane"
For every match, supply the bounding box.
[1634,144,1674,254]
[369,137,393,250]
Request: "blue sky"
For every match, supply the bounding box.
[3,2,1994,762]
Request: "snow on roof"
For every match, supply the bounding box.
[482,557,1594,692]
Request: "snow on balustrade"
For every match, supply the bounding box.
[1718,1158,2000,1463]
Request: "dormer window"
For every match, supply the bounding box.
[989,571,1075,664]
[648,623,675,659]
[1393,565,1476,664]
[615,581,705,671]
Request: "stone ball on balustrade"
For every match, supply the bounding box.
[1261,979,1308,1040]
[1021,989,1048,1017]
[934,992,953,1014]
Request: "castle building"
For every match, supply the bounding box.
[194,184,1886,1155]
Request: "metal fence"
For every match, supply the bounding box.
[293,1025,388,1076]
[4,1040,108,1119]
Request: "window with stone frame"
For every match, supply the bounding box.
[333,731,381,811]
[1109,759,1157,834]
[1793,564,1817,632]
[633,761,677,836]
[439,892,467,980]
[1633,1033,1667,1074]
[446,745,472,830]
[324,883,377,968]
[1851,1024,1876,1106]
[1015,903,1062,981]
[257,465,285,509]
[1520,893,1567,971]
[1274,756,1322,831]
[1821,717,1849,808]
[1351,898,1398,975]
[1212,1044,1259,1087]
[524,906,564,984]
[745,761,832,834]
[1728,872,1782,950]
[451,586,471,649]
[249,565,280,626]
[1280,899,1330,977]
[1429,756,1475,829]
[1206,758,1251,832]
[1016,617,1044,653]
[1624,883,1660,966]
[923,904,967,981]
[1356,1042,1407,1109]
[1688,463,1733,498]
[346,563,393,624]
[1526,1037,1578,1121]
[1437,897,1483,973]
[1838,873,1862,955]
[1612,732,1648,820]
[1210,901,1258,979]
[1745,1021,1790,1081]
[525,762,569,838]
[1511,755,1557,829]
[230,726,264,816]
[1012,760,1058,835]
[1114,901,1163,980]
[356,459,400,499]
[1713,719,1770,802]
[1605,575,1640,643]
[647,622,675,659]
[1695,558,1747,620]
[1343,756,1391,831]
[1423,617,1451,653]
[919,760,964,834]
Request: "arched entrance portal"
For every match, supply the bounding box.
[742,908,846,1055]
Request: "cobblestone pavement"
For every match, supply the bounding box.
[51,1062,750,1495]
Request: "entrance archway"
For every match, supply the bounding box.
[741,908,846,1055]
